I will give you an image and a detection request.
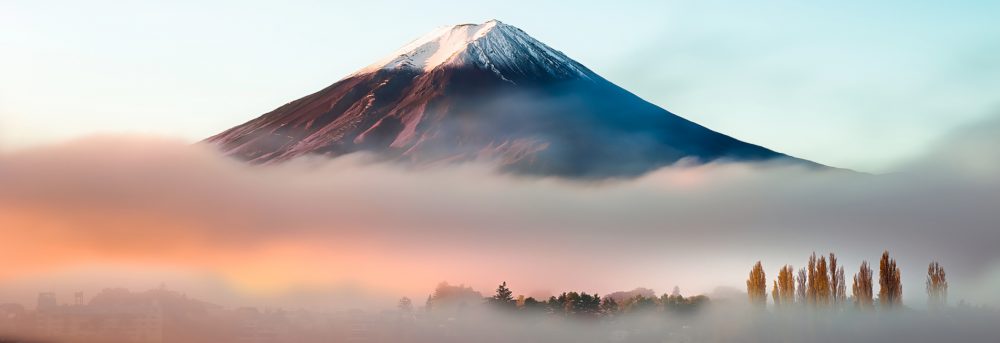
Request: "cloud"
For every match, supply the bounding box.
[0,115,999,307]
[899,114,1000,178]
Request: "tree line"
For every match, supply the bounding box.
[747,250,948,311]
[401,281,710,319]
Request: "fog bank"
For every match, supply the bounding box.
[0,116,998,308]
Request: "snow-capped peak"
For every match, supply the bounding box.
[354,20,594,80]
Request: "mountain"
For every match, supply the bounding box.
[206,20,818,178]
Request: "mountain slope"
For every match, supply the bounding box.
[206,20,817,177]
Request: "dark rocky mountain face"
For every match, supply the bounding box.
[206,20,816,178]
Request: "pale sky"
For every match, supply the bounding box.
[2,0,998,172]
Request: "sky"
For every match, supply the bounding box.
[2,0,999,172]
[1,0,1000,312]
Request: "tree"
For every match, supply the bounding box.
[546,296,562,315]
[776,265,796,307]
[807,253,818,305]
[576,292,602,318]
[558,292,579,315]
[796,267,807,305]
[878,251,903,309]
[746,261,767,308]
[489,281,515,309]
[682,295,710,313]
[771,266,793,308]
[397,297,413,312]
[429,282,483,313]
[772,280,780,307]
[548,291,601,318]
[663,293,710,314]
[829,253,841,307]
[834,265,846,309]
[852,261,874,311]
[521,297,546,313]
[605,288,656,304]
[622,294,657,314]
[927,261,948,311]
[815,255,831,307]
[600,296,620,316]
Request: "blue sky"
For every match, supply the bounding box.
[1,0,998,172]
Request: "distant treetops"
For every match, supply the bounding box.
[747,251,948,311]
[417,281,709,318]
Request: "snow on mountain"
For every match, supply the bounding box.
[355,20,593,81]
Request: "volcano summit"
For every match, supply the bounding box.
[206,20,815,177]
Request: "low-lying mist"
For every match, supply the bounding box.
[4,296,1000,343]
[0,115,999,315]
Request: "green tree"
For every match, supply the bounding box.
[546,296,562,315]
[521,297,546,313]
[600,296,620,316]
[662,293,710,314]
[560,292,579,315]
[548,291,600,317]
[489,281,515,309]
[550,292,578,316]
[576,292,602,318]
[622,294,657,314]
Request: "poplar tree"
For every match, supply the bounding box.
[772,280,780,307]
[815,256,831,307]
[829,253,841,306]
[926,261,948,311]
[777,265,796,306]
[807,253,818,305]
[796,267,807,305]
[878,251,903,309]
[834,266,846,309]
[852,261,874,311]
[747,261,767,308]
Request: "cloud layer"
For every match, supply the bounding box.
[1,116,999,308]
